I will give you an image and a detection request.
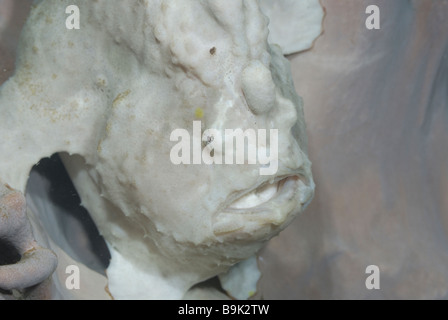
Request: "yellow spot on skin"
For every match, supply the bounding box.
[70,101,79,110]
[52,74,58,79]
[97,78,107,88]
[195,107,204,119]
[97,140,103,153]
[113,89,131,107]
[23,247,37,255]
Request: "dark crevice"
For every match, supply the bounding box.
[0,238,21,266]
[30,154,110,274]
[0,288,13,296]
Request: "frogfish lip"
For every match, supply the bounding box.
[212,173,314,240]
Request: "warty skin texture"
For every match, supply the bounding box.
[0,0,315,299]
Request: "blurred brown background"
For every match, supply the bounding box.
[260,0,448,299]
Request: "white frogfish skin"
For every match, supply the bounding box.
[0,0,316,299]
